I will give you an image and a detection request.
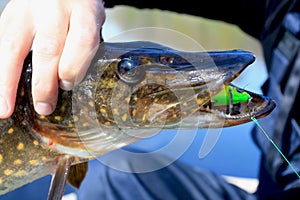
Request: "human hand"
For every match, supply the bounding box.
[0,0,105,118]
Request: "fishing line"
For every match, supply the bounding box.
[250,116,300,179]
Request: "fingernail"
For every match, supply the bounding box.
[0,96,9,117]
[35,102,53,116]
[60,80,74,91]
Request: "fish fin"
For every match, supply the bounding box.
[47,157,72,200]
[67,161,88,189]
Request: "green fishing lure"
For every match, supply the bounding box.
[211,85,250,106]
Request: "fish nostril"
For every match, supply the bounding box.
[159,56,174,64]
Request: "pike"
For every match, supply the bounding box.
[0,41,275,198]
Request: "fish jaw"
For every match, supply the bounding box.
[165,85,276,129]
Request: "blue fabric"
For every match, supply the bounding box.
[77,152,256,200]
[0,176,76,200]
[283,12,300,37]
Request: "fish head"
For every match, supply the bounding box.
[28,41,274,158]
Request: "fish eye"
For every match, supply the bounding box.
[118,58,136,75]
[117,58,145,83]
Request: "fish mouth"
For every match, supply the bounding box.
[126,83,276,129]
[191,85,276,128]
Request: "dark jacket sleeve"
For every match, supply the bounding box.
[104,0,296,41]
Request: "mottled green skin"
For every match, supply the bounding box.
[0,41,275,195]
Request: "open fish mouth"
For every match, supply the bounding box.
[193,85,276,128]
[128,83,276,129]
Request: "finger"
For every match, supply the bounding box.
[0,1,34,118]
[32,1,69,116]
[58,0,105,90]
